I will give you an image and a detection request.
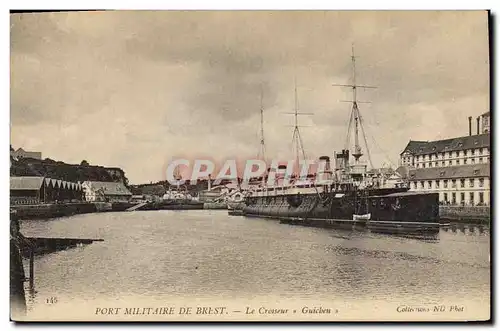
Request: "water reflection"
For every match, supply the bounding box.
[19,211,490,315]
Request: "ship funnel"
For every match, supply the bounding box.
[334,149,350,170]
[468,116,472,136]
[319,156,331,171]
[318,156,332,183]
[476,117,480,135]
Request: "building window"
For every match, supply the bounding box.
[460,193,465,205]
[479,149,483,155]
[442,161,445,166]
[448,161,452,166]
[435,162,438,167]
[469,179,474,188]
[420,181,425,189]
[423,164,426,168]
[444,193,448,202]
[435,180,440,188]
[464,159,467,164]
[444,180,448,188]
[451,179,456,188]
[471,149,475,156]
[460,179,465,188]
[455,151,459,157]
[479,178,484,187]
[472,158,475,164]
[479,157,483,163]
[452,193,456,205]
[428,181,432,189]
[413,182,417,190]
[470,192,474,205]
[479,192,484,205]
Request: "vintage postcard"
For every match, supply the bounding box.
[10,10,491,322]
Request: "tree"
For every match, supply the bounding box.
[80,160,90,166]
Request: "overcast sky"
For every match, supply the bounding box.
[10,11,489,184]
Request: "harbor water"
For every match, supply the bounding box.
[19,210,490,321]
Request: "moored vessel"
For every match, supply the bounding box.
[242,48,440,234]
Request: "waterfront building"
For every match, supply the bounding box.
[81,181,132,202]
[399,112,491,206]
[10,176,84,205]
[10,147,42,160]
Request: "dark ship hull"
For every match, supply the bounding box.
[138,200,204,211]
[243,187,440,235]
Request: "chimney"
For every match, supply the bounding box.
[319,156,331,171]
[476,117,480,135]
[318,156,332,182]
[468,116,472,136]
[208,174,211,191]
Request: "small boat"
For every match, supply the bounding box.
[353,213,371,221]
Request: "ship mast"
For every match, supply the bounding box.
[333,45,376,168]
[257,87,266,161]
[284,76,313,176]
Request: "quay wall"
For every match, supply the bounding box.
[12,203,97,220]
[439,205,490,223]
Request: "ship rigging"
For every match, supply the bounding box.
[333,44,376,169]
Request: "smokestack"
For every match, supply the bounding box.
[319,156,331,171]
[468,116,472,136]
[476,117,480,135]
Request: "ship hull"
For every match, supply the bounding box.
[243,188,440,234]
[138,200,204,211]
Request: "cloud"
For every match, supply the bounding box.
[10,11,489,183]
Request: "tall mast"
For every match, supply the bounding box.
[351,45,362,162]
[333,44,376,168]
[258,87,266,161]
[283,76,313,176]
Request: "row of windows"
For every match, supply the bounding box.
[414,157,489,168]
[402,147,489,163]
[442,192,485,205]
[413,178,486,190]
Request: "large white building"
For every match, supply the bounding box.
[400,112,491,206]
[81,181,132,203]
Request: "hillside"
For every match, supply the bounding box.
[10,157,129,186]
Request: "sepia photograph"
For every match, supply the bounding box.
[9,10,491,322]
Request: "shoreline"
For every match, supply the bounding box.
[11,202,490,225]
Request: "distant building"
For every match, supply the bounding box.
[81,181,132,202]
[10,148,42,160]
[10,176,84,205]
[399,113,491,206]
[400,133,490,169]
